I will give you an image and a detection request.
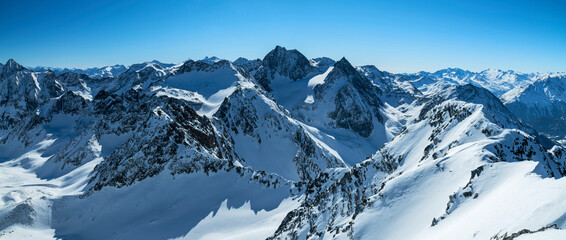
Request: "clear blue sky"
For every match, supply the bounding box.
[1,0,565,73]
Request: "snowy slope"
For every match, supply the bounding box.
[163,60,248,116]
[55,170,295,240]
[2,49,566,240]
[31,64,128,79]
[405,68,563,96]
[249,47,399,166]
[269,84,566,240]
[356,65,420,104]
[197,56,223,64]
[292,58,390,164]
[404,68,566,143]
[213,85,346,181]
[502,74,566,120]
[502,75,566,142]
[0,58,303,240]
[30,60,181,80]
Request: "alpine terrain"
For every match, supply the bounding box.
[2,46,566,240]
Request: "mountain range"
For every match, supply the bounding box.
[1,46,566,240]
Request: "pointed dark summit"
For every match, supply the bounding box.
[2,59,26,76]
[254,46,316,91]
[261,45,314,81]
[324,57,370,87]
[333,57,357,73]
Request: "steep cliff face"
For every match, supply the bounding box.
[0,62,64,128]
[503,76,566,121]
[214,85,346,181]
[254,46,316,91]
[309,58,384,138]
[501,75,566,143]
[86,95,229,192]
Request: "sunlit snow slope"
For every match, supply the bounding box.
[1,47,566,240]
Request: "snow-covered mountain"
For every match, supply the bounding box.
[502,74,566,143]
[197,56,224,65]
[270,84,566,239]
[403,69,566,144]
[405,68,561,96]
[31,64,128,79]
[30,60,181,80]
[2,47,566,240]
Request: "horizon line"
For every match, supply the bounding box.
[2,57,565,75]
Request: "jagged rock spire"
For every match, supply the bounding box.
[2,59,26,77]
[262,45,314,81]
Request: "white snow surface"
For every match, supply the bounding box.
[407,68,565,96]
[52,171,293,240]
[175,197,300,240]
[163,63,248,117]
[3,55,566,240]
[0,137,102,239]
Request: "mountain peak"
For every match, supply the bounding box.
[438,84,513,116]
[264,46,305,61]
[318,56,381,98]
[6,58,22,67]
[233,57,249,64]
[359,64,380,72]
[126,61,165,73]
[433,67,471,75]
[233,57,257,66]
[334,57,351,68]
[310,57,335,67]
[331,57,359,77]
[445,83,495,99]
[2,59,26,76]
[6,59,19,66]
[273,45,286,52]
[198,56,222,64]
[261,46,314,81]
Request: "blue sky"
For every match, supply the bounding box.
[1,0,564,73]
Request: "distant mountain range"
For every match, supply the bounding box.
[1,46,566,240]
[403,68,564,96]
